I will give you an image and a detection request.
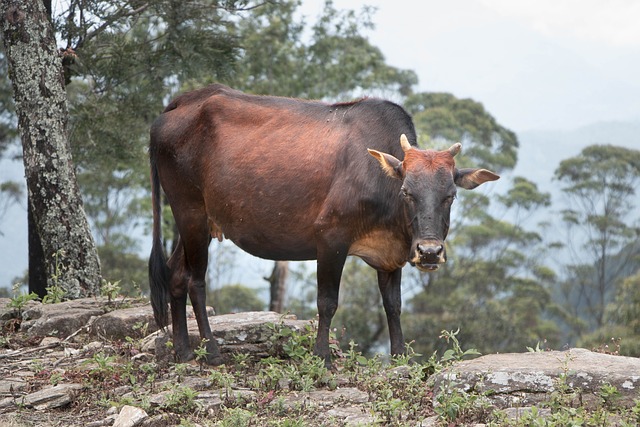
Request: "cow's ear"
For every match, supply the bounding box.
[368,149,404,179]
[454,168,500,189]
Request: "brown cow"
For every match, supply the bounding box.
[148,84,499,366]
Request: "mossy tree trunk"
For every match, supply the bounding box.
[0,0,101,297]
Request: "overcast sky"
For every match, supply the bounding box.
[1,0,640,288]
[302,0,640,131]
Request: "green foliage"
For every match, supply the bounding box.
[579,272,640,356]
[224,0,416,99]
[210,284,265,314]
[555,144,640,335]
[161,385,200,414]
[7,283,39,316]
[404,92,518,172]
[100,279,122,303]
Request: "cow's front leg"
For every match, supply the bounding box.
[314,243,348,368]
[377,268,405,356]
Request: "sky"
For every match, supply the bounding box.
[302,0,640,131]
[1,0,640,288]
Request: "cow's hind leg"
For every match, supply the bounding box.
[377,269,405,356]
[169,213,222,365]
[167,239,192,362]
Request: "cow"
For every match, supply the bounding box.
[148,83,499,366]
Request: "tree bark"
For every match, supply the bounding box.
[1,0,101,297]
[266,261,289,313]
[28,203,47,298]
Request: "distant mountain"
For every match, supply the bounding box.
[513,120,640,194]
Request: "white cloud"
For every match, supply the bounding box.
[478,0,640,47]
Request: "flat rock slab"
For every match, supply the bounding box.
[434,348,640,409]
[142,311,312,362]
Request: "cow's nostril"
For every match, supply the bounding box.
[417,244,443,258]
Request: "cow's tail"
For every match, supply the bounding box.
[148,154,170,329]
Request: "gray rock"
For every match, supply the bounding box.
[141,311,311,363]
[21,383,84,410]
[89,304,213,341]
[112,405,148,427]
[433,348,640,409]
[20,298,109,337]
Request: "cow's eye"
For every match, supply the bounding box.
[443,194,456,206]
[400,187,414,200]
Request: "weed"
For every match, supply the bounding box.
[101,280,121,303]
[8,283,39,316]
[194,338,209,372]
[219,407,253,427]
[439,328,481,362]
[162,386,200,414]
[42,284,65,304]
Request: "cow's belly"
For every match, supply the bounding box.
[348,230,408,271]
[208,214,319,261]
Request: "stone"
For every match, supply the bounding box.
[112,405,148,427]
[20,298,109,338]
[141,311,311,363]
[20,383,84,410]
[89,303,212,341]
[433,348,640,409]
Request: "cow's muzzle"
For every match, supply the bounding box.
[409,240,446,272]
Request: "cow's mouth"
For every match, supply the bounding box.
[409,241,446,272]
[410,260,441,272]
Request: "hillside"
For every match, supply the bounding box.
[1,297,639,426]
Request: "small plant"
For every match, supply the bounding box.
[209,369,235,397]
[42,284,65,304]
[194,338,209,372]
[101,280,122,303]
[161,385,200,414]
[85,351,116,377]
[439,329,481,362]
[8,283,39,316]
[219,407,253,427]
[49,371,64,386]
[598,382,620,409]
[526,340,547,353]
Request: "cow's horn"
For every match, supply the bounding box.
[448,142,462,157]
[400,134,412,152]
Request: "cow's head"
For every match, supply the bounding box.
[368,134,499,272]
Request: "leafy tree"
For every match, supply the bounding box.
[555,145,640,332]
[1,0,101,297]
[210,284,265,314]
[224,0,416,99]
[404,92,517,172]
[579,272,640,356]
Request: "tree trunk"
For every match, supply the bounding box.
[1,0,101,297]
[266,261,289,313]
[27,203,47,298]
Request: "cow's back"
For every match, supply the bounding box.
[150,84,416,261]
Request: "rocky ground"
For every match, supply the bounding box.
[1,297,639,426]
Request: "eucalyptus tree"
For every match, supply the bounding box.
[555,144,640,333]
